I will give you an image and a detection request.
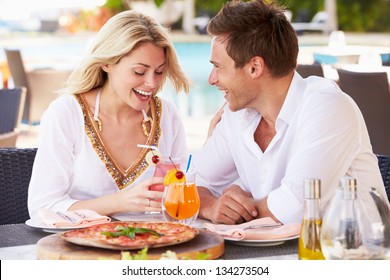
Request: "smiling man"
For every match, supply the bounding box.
[193,0,388,225]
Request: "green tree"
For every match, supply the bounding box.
[151,0,390,32]
[154,0,229,15]
[104,0,128,12]
[195,0,229,16]
[282,0,390,32]
[154,0,165,7]
[337,0,389,32]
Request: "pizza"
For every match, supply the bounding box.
[61,221,199,250]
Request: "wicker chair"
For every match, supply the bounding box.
[0,148,37,225]
[377,154,390,203]
[337,69,390,155]
[296,63,324,78]
[4,49,70,124]
[4,49,30,122]
[0,87,26,147]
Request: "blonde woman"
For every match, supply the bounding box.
[28,10,190,219]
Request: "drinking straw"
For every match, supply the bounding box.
[185,154,192,173]
[137,144,157,150]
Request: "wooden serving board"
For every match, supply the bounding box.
[37,229,224,260]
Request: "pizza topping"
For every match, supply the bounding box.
[101,225,162,239]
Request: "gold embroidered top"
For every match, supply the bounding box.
[74,94,162,190]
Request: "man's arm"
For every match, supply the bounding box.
[255,197,281,223]
[198,185,258,224]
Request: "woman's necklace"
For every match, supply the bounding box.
[93,89,102,132]
[93,89,153,137]
[141,109,153,137]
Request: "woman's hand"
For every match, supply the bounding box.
[119,177,164,213]
[207,102,227,138]
[69,177,165,215]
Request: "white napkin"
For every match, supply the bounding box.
[204,217,301,240]
[39,208,111,228]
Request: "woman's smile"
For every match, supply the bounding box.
[133,88,152,102]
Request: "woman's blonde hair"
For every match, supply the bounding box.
[61,10,189,95]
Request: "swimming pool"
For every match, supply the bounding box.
[160,42,224,117]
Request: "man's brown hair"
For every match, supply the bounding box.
[207,0,298,77]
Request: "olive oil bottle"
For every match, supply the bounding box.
[298,178,325,260]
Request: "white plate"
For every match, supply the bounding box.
[224,235,299,247]
[25,218,90,233]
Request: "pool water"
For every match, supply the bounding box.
[160,42,224,117]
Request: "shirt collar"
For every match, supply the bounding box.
[238,107,260,131]
[231,72,306,131]
[276,72,306,127]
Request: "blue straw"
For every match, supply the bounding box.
[185,154,192,173]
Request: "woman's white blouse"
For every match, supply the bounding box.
[28,95,187,218]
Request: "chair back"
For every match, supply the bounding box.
[377,154,390,203]
[5,49,70,125]
[0,88,26,147]
[4,49,31,121]
[0,87,26,134]
[337,69,390,154]
[0,148,37,224]
[27,69,69,124]
[296,64,324,78]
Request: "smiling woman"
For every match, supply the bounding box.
[27,10,191,220]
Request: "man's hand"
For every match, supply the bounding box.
[199,185,258,224]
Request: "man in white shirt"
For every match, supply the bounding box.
[193,0,387,224]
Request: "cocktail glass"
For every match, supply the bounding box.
[150,156,181,192]
[162,172,200,225]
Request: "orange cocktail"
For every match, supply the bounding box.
[164,182,200,220]
[162,173,200,225]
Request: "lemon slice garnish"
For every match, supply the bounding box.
[164,169,186,186]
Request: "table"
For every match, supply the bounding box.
[313,45,390,65]
[0,223,298,260]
